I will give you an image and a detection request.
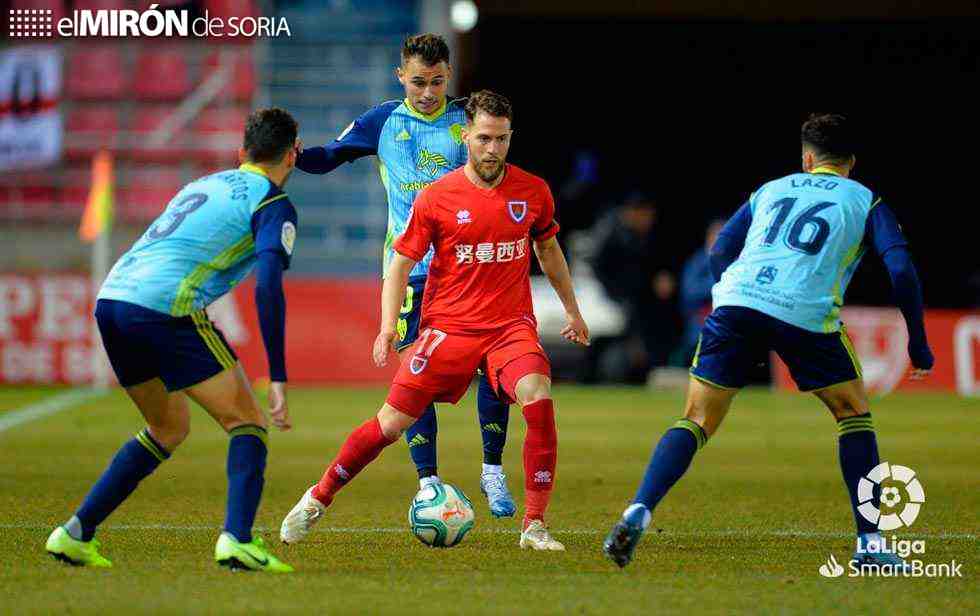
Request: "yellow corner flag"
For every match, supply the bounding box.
[79,150,115,243]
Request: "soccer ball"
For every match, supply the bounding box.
[408,483,475,547]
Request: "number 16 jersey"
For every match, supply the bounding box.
[98,163,298,317]
[712,170,885,334]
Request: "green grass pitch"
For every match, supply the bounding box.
[0,385,977,614]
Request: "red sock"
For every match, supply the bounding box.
[522,399,557,528]
[312,417,396,506]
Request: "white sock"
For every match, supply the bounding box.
[623,503,652,530]
[419,475,441,489]
[482,464,503,476]
[64,515,84,541]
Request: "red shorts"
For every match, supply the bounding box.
[386,320,550,418]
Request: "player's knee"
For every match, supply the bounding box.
[221,403,268,433]
[148,420,190,451]
[377,404,417,440]
[515,373,551,406]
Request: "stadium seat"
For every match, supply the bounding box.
[127,106,190,162]
[133,48,191,101]
[72,0,131,9]
[64,107,119,160]
[18,179,60,222]
[205,0,258,20]
[118,167,183,223]
[194,107,247,164]
[203,50,255,103]
[65,47,127,101]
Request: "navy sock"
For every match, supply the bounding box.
[633,419,707,511]
[837,413,879,536]
[73,428,169,541]
[477,374,509,466]
[405,404,438,478]
[223,425,268,543]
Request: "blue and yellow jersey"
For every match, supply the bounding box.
[98,164,298,316]
[712,167,897,333]
[296,97,468,277]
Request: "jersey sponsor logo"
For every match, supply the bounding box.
[336,121,354,141]
[455,239,527,264]
[756,265,777,285]
[456,210,472,224]
[416,149,451,177]
[395,128,411,142]
[281,221,296,255]
[507,200,528,223]
[399,181,433,192]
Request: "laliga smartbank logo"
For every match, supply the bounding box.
[818,462,963,579]
[8,5,291,39]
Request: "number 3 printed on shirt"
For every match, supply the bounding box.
[409,328,447,375]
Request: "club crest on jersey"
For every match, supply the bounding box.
[507,201,528,223]
[409,355,428,375]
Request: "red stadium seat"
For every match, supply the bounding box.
[205,0,257,19]
[203,50,255,102]
[133,48,191,101]
[72,0,130,9]
[64,107,119,159]
[126,106,190,162]
[65,47,127,100]
[194,106,246,164]
[118,167,183,223]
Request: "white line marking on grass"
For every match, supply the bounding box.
[0,388,107,434]
[1,523,974,541]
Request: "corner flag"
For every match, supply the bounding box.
[79,150,114,243]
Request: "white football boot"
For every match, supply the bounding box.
[280,485,325,544]
[519,519,565,551]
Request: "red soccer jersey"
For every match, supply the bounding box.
[394,164,560,334]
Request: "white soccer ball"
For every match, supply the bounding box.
[408,483,475,547]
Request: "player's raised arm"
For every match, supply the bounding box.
[708,201,752,281]
[865,201,934,378]
[295,102,398,175]
[533,236,589,346]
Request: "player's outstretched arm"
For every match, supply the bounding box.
[533,237,590,346]
[255,251,291,430]
[708,202,752,281]
[867,203,934,378]
[295,103,396,175]
[374,253,418,367]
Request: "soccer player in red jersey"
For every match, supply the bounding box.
[281,90,590,550]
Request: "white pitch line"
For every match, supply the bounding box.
[0,523,974,540]
[0,388,108,434]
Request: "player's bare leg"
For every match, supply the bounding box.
[185,364,293,572]
[47,377,187,568]
[812,378,905,569]
[604,378,737,567]
[510,371,564,551]
[281,403,416,544]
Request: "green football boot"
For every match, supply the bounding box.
[45,526,113,568]
[215,532,294,573]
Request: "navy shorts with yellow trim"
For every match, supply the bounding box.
[691,306,862,392]
[395,275,427,352]
[95,298,238,391]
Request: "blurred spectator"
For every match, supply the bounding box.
[590,192,680,382]
[677,219,726,362]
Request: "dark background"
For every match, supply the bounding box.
[461,17,980,308]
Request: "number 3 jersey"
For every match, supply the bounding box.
[393,164,559,334]
[712,169,905,333]
[98,163,298,317]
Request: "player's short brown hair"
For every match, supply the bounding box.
[401,33,450,66]
[801,113,854,162]
[465,90,513,124]
[243,107,298,164]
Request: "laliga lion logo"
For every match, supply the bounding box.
[857,462,925,531]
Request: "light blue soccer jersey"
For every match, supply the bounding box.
[98,164,298,316]
[712,169,880,333]
[297,97,468,277]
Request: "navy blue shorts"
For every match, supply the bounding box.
[395,276,427,352]
[691,306,862,392]
[95,299,238,391]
